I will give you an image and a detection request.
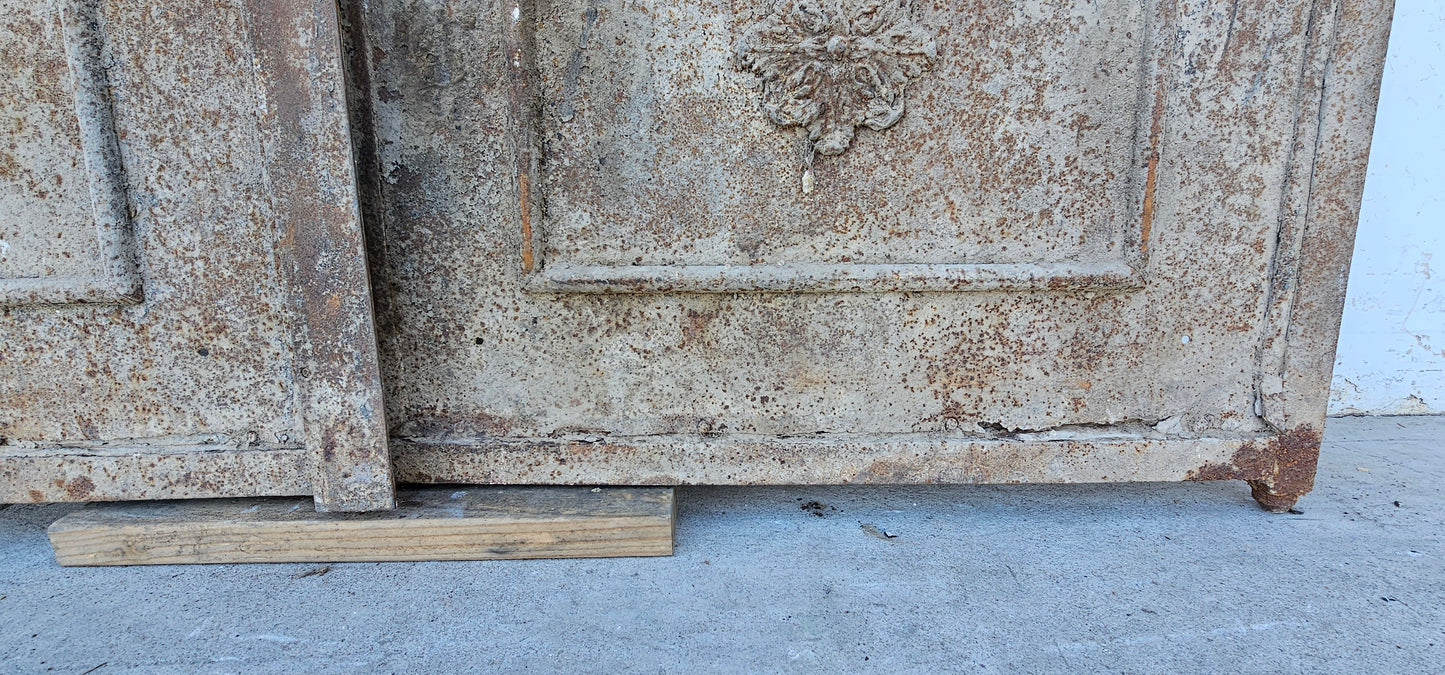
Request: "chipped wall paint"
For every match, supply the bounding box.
[1332,0,1445,416]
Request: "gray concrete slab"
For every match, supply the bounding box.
[1,415,1441,673]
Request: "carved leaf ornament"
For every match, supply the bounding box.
[737,0,937,159]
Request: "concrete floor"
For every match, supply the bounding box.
[1,416,1441,673]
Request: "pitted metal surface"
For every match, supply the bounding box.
[360,0,1314,435]
[1,0,389,509]
[0,0,300,444]
[351,0,1390,511]
[0,0,1392,511]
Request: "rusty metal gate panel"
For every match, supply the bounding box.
[352,0,1392,512]
[0,0,391,510]
[2,0,1393,514]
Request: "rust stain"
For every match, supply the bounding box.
[1186,425,1322,511]
[1139,79,1166,254]
[64,476,95,500]
[678,307,720,349]
[519,173,534,273]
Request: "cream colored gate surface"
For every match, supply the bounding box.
[2,0,1395,513]
[1,0,390,511]
[355,0,1393,511]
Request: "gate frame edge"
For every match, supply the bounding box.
[1253,0,1396,510]
[246,0,395,512]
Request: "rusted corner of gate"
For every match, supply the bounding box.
[1185,425,1323,511]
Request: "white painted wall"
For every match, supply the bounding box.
[1329,0,1445,415]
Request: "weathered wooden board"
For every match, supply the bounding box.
[47,486,674,566]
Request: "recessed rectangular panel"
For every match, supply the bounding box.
[0,0,138,305]
[533,0,1149,291]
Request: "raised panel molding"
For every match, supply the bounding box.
[529,261,1144,294]
[523,0,1157,294]
[0,0,140,307]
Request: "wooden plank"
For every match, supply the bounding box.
[47,486,673,566]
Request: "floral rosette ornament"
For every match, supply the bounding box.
[737,0,937,171]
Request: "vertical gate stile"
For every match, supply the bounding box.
[1247,0,1396,509]
[245,0,395,511]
